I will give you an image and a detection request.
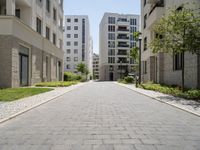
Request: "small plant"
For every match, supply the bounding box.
[124,76,134,83]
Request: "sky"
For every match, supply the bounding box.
[64,0,141,54]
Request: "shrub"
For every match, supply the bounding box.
[35,81,79,87]
[139,83,200,100]
[124,76,134,84]
[64,72,81,81]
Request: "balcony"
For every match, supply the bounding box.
[16,0,31,7]
[117,36,129,40]
[147,5,164,29]
[117,59,129,64]
[149,0,164,15]
[117,19,129,26]
[117,50,127,56]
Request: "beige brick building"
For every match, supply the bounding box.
[141,0,200,88]
[0,0,64,88]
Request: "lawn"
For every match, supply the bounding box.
[139,83,200,100]
[35,81,79,87]
[0,88,52,102]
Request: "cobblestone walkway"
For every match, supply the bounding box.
[0,82,200,150]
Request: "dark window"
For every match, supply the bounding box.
[67,26,71,30]
[144,0,147,6]
[74,18,78,22]
[15,9,20,18]
[46,0,50,12]
[67,18,71,22]
[144,14,147,29]
[108,17,115,24]
[144,37,147,51]
[46,26,50,40]
[74,26,78,30]
[108,25,115,32]
[173,53,183,70]
[53,8,57,21]
[36,17,42,34]
[53,33,56,45]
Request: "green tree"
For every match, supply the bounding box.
[77,63,86,75]
[149,4,200,91]
[130,32,141,64]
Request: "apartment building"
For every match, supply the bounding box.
[93,53,99,79]
[99,13,140,81]
[64,15,93,76]
[141,0,200,88]
[0,0,64,88]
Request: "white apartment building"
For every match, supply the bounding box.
[0,0,64,88]
[93,53,99,79]
[141,0,200,88]
[64,15,93,76]
[99,13,140,81]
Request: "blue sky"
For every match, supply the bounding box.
[64,0,141,54]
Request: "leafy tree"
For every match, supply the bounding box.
[77,63,86,75]
[149,4,200,91]
[130,32,141,64]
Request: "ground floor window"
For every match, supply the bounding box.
[142,61,147,74]
[173,53,183,70]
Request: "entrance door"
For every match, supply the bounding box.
[19,54,29,86]
[109,72,113,81]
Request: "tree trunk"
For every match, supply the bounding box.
[182,52,185,92]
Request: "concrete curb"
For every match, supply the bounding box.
[115,82,200,117]
[0,82,87,124]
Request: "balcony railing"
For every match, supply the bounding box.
[117,29,129,32]
[117,36,129,40]
[117,44,129,48]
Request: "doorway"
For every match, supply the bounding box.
[109,72,113,81]
[19,53,29,86]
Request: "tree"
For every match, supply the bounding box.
[77,63,86,75]
[149,4,200,91]
[130,32,141,64]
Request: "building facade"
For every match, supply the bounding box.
[141,0,200,88]
[99,13,140,81]
[64,15,93,76]
[93,53,99,79]
[0,0,64,88]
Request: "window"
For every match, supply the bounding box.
[144,0,147,6]
[67,26,71,30]
[108,49,115,56]
[66,57,71,61]
[74,42,78,46]
[46,0,50,12]
[173,53,183,70]
[108,41,115,48]
[53,8,57,21]
[66,64,70,69]
[144,37,147,51]
[74,49,78,54]
[74,18,78,22]
[142,61,147,74]
[15,9,20,18]
[67,18,71,22]
[59,39,62,49]
[53,33,56,45]
[66,49,71,54]
[130,19,137,25]
[130,27,137,33]
[108,33,115,40]
[67,34,71,38]
[108,25,115,32]
[74,26,78,30]
[108,57,115,63]
[46,26,50,40]
[36,17,42,34]
[74,57,78,61]
[66,41,71,46]
[144,14,147,29]
[74,34,78,38]
[108,17,115,24]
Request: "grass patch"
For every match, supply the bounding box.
[0,88,52,102]
[139,83,200,100]
[35,81,79,87]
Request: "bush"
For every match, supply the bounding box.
[64,72,81,81]
[139,83,200,100]
[124,76,134,84]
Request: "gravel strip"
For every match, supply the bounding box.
[0,83,86,121]
[116,82,200,116]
